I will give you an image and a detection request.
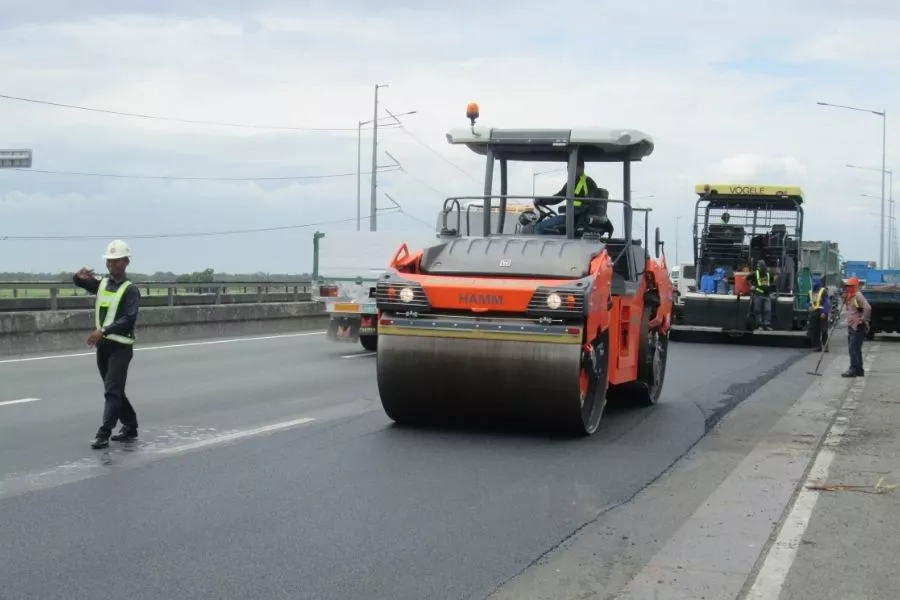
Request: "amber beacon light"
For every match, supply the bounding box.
[466,102,480,126]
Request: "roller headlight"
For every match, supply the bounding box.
[546,293,562,309]
[399,287,415,303]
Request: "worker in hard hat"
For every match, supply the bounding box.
[534,158,612,236]
[842,276,870,378]
[806,276,830,351]
[72,239,142,449]
[747,259,775,329]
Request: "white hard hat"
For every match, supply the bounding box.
[103,239,131,260]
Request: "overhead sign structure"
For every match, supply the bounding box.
[0,149,32,169]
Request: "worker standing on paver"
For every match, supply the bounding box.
[807,276,831,351]
[842,276,871,378]
[747,259,775,330]
[73,239,142,449]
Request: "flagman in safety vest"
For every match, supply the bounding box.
[73,239,142,449]
[747,259,776,330]
[842,276,871,378]
[806,276,831,351]
[534,157,611,236]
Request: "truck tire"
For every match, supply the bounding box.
[360,334,378,352]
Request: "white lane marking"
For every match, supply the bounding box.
[340,352,376,359]
[0,398,41,407]
[156,417,316,455]
[0,415,322,500]
[0,331,325,365]
[744,345,877,600]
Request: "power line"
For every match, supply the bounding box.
[0,92,368,132]
[397,209,436,230]
[0,210,404,241]
[384,108,479,182]
[396,166,450,198]
[5,166,401,182]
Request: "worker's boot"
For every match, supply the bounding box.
[111,427,138,442]
[90,434,110,449]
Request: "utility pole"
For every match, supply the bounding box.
[357,108,416,232]
[370,83,387,232]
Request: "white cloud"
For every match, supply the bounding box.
[1,0,898,273]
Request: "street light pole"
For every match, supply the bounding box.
[848,164,894,267]
[532,168,566,195]
[818,101,887,267]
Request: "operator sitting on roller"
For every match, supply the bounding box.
[747,259,776,330]
[534,158,612,236]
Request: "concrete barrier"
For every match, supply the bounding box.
[0,291,313,312]
[0,301,329,357]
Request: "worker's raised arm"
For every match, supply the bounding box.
[73,268,100,294]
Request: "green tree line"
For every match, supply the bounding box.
[0,269,313,283]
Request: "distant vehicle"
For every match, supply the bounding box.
[843,262,900,340]
[314,202,542,352]
[670,183,815,345]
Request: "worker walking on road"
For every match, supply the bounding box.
[807,276,831,351]
[841,277,870,378]
[747,259,775,330]
[73,239,142,449]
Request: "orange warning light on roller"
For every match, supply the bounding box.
[466,102,480,125]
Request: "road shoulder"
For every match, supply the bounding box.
[487,339,850,600]
[744,339,900,600]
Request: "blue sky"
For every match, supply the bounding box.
[1,0,899,274]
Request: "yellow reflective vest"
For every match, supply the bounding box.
[94,279,135,345]
[753,270,772,293]
[809,288,825,310]
[573,174,590,208]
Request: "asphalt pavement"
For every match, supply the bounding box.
[0,330,808,600]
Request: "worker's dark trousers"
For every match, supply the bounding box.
[752,295,772,326]
[847,326,866,375]
[96,341,137,437]
[807,310,827,349]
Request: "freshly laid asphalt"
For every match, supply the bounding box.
[0,331,808,600]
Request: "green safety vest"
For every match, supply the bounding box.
[573,174,589,208]
[94,278,135,345]
[809,288,825,310]
[754,270,771,293]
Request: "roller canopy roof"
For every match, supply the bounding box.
[445,126,655,162]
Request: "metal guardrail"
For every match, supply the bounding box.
[0,280,316,312]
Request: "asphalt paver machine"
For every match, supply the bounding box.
[373,105,675,435]
[670,183,812,345]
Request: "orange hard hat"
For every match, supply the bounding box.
[847,276,860,286]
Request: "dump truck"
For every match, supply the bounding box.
[373,104,674,436]
[313,230,440,351]
[842,262,900,340]
[670,183,813,345]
